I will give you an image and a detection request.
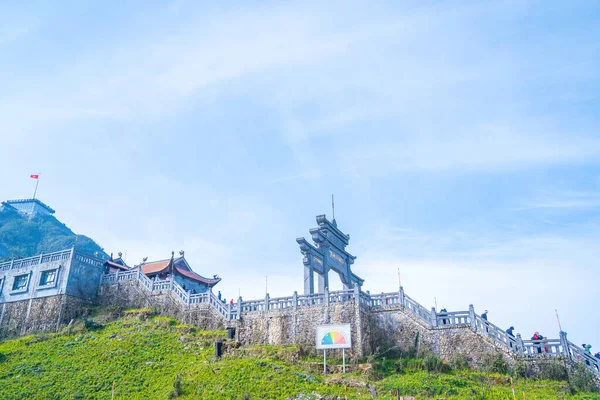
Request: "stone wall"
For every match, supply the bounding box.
[97,280,228,331]
[368,305,516,366]
[0,294,88,339]
[234,299,368,360]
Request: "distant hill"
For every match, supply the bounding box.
[0,207,107,261]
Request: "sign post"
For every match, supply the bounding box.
[316,323,352,375]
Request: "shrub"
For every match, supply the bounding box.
[169,373,183,398]
[538,359,568,381]
[482,354,508,374]
[449,352,470,370]
[570,363,598,393]
[83,319,103,331]
[422,353,444,373]
[123,308,154,320]
[513,361,533,379]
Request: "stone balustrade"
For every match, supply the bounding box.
[99,271,600,375]
[1,248,73,271]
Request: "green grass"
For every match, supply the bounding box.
[0,310,598,399]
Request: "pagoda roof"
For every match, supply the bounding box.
[103,260,131,272]
[138,255,221,287]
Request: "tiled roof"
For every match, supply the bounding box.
[138,256,221,287]
[104,260,131,271]
[175,267,220,286]
[141,260,171,275]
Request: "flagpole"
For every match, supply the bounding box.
[33,173,40,199]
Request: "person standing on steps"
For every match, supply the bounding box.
[481,310,489,333]
[532,332,544,354]
[582,344,592,354]
[506,326,515,349]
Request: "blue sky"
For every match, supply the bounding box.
[1,1,599,348]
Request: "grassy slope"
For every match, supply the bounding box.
[0,311,598,400]
[0,208,107,260]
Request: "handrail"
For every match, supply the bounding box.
[0,249,73,271]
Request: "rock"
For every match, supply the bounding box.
[368,385,377,398]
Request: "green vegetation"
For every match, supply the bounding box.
[0,309,598,399]
[0,207,106,260]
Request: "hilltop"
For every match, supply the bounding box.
[0,308,597,400]
[0,205,107,261]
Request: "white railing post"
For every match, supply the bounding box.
[469,304,476,330]
[399,286,405,307]
[559,331,570,359]
[516,334,524,356]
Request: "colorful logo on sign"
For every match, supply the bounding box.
[320,330,347,346]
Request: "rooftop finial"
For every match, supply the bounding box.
[331,194,337,227]
[332,194,335,221]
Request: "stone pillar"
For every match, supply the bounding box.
[516,333,524,356]
[237,296,243,316]
[265,293,270,311]
[469,304,476,330]
[431,307,438,327]
[399,286,405,307]
[115,269,119,282]
[324,286,329,306]
[304,265,314,295]
[353,284,360,304]
[227,304,232,320]
[293,291,298,309]
[318,271,329,294]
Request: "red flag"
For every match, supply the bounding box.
[30,174,39,179]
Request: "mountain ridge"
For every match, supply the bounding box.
[0,206,107,261]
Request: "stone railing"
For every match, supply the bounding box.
[1,248,74,271]
[99,272,599,375]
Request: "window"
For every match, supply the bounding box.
[40,269,57,286]
[12,274,29,291]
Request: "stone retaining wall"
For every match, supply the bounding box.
[0,295,88,339]
[233,299,369,360]
[97,280,228,331]
[369,305,516,366]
